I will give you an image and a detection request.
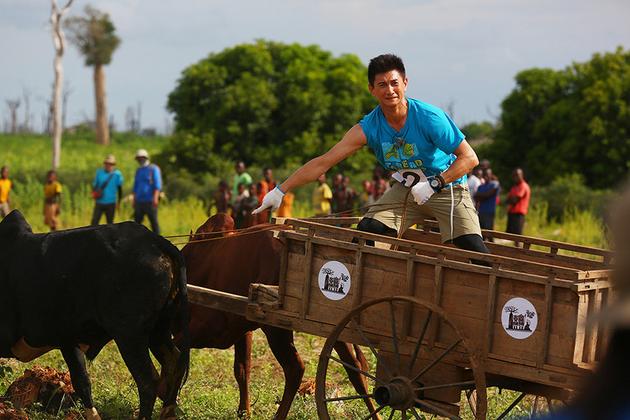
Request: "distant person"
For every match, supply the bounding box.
[360,180,374,209]
[506,168,531,236]
[467,166,484,198]
[43,170,62,231]
[232,182,252,228]
[256,167,275,223]
[312,173,333,216]
[371,166,389,203]
[231,161,252,204]
[211,180,231,215]
[0,166,12,219]
[337,176,357,216]
[132,149,162,234]
[240,184,260,228]
[276,191,295,218]
[475,168,500,231]
[331,172,344,213]
[479,158,491,171]
[90,154,123,225]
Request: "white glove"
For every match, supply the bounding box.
[252,187,285,214]
[411,181,435,205]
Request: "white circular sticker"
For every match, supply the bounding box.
[318,261,351,301]
[501,297,538,340]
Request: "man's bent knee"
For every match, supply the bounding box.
[356,218,397,246]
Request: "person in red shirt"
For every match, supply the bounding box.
[506,168,531,235]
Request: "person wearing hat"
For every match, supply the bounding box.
[91,154,124,225]
[132,149,162,234]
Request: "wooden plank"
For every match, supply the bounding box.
[486,273,498,356]
[282,231,580,287]
[188,285,249,315]
[277,237,289,308]
[403,228,608,271]
[402,256,416,336]
[429,256,445,346]
[281,221,586,280]
[585,289,603,363]
[300,231,315,319]
[538,282,554,368]
[351,240,365,325]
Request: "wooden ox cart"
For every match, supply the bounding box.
[187,217,613,419]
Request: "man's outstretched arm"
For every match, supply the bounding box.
[253,124,367,214]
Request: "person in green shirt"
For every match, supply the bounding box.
[231,161,252,204]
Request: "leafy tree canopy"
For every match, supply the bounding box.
[488,47,630,188]
[65,5,120,66]
[165,40,375,171]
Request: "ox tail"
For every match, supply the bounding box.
[157,236,191,391]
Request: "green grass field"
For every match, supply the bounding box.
[0,134,609,419]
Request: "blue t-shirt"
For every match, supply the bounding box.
[359,97,466,185]
[477,180,500,214]
[92,168,123,205]
[133,164,162,203]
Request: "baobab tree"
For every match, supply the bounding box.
[65,5,120,145]
[49,0,74,169]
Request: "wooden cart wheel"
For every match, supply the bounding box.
[315,296,487,420]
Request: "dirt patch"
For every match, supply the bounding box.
[4,366,75,412]
[0,401,29,420]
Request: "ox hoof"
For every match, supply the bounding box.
[85,407,101,420]
[159,404,178,419]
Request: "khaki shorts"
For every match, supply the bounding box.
[363,182,481,242]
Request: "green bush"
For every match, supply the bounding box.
[535,173,615,221]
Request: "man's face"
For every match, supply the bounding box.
[236,163,245,174]
[104,162,114,172]
[264,169,272,182]
[1,169,7,178]
[136,157,147,166]
[369,70,408,108]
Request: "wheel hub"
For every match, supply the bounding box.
[373,376,416,410]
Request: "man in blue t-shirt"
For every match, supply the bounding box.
[91,154,124,225]
[132,149,162,234]
[254,54,489,254]
[475,168,500,231]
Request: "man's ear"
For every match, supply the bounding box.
[368,83,375,96]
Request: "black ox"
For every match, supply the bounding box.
[0,211,189,420]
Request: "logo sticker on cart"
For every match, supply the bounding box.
[318,261,351,301]
[501,297,538,339]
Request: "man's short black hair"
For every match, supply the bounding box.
[368,54,406,86]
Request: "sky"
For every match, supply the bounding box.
[1,0,629,133]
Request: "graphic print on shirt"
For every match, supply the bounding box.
[382,141,426,172]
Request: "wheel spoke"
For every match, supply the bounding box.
[408,310,433,372]
[415,398,460,420]
[328,354,384,386]
[361,404,386,420]
[401,409,407,419]
[389,301,401,371]
[352,318,395,379]
[496,392,526,420]
[324,393,374,403]
[414,380,475,392]
[409,408,422,419]
[410,339,461,383]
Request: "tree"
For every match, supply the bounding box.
[488,48,630,188]
[50,0,74,169]
[65,5,120,145]
[5,99,20,134]
[165,41,374,171]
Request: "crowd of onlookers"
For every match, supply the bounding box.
[0,156,531,236]
[466,159,531,236]
[0,149,164,233]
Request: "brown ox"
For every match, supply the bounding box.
[181,214,376,418]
